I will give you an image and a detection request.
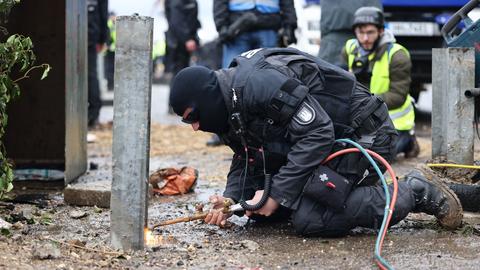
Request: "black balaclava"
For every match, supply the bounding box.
[170,66,229,134]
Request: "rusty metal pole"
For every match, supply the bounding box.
[432,48,475,164]
[110,15,153,250]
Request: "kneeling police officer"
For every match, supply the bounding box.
[169,47,462,236]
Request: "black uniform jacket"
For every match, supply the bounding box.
[87,0,109,46]
[215,48,389,210]
[165,0,201,48]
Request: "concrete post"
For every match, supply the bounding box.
[110,15,153,250]
[432,48,475,164]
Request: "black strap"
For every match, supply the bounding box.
[351,95,384,130]
[266,78,307,125]
[281,78,300,94]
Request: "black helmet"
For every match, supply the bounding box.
[352,7,384,29]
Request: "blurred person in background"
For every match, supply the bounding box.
[214,0,297,68]
[207,0,298,146]
[318,0,382,68]
[104,11,116,92]
[152,40,168,84]
[341,7,419,159]
[165,0,201,114]
[87,0,109,128]
[164,0,200,76]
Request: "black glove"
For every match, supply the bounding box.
[279,26,297,47]
[218,26,233,44]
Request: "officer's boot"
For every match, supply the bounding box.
[405,168,463,229]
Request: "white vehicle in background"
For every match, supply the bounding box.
[292,2,321,56]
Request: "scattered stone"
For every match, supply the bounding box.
[22,206,35,220]
[93,205,103,213]
[187,245,196,252]
[21,226,31,235]
[69,210,88,219]
[195,203,204,212]
[70,251,80,259]
[97,260,110,267]
[11,234,22,241]
[89,162,99,170]
[0,218,12,230]
[117,254,131,260]
[151,246,164,252]
[32,243,61,260]
[240,240,259,251]
[87,133,97,143]
[11,222,24,230]
[68,239,86,247]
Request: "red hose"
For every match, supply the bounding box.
[324,148,398,270]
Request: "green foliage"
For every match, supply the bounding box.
[39,213,53,225]
[0,227,11,237]
[0,1,18,29]
[0,0,50,199]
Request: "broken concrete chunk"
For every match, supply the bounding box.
[240,240,259,251]
[0,217,12,230]
[64,181,111,208]
[32,243,61,260]
[68,239,86,247]
[22,206,35,220]
[69,210,88,219]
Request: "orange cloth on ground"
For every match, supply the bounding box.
[149,167,198,195]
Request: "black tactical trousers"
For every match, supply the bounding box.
[165,43,191,77]
[104,50,115,90]
[88,45,102,127]
[292,181,415,237]
[292,118,407,237]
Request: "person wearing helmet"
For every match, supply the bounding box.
[318,0,382,68]
[342,7,420,159]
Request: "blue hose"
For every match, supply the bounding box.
[336,139,394,270]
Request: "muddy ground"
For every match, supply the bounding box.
[2,118,480,269]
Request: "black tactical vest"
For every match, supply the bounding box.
[228,47,357,140]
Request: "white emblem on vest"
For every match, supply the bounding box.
[319,173,329,182]
[293,102,315,125]
[241,48,263,59]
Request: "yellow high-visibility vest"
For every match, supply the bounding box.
[345,39,415,131]
[107,18,116,51]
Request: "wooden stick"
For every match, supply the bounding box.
[0,202,13,208]
[50,239,123,256]
[150,212,208,229]
[150,200,237,229]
